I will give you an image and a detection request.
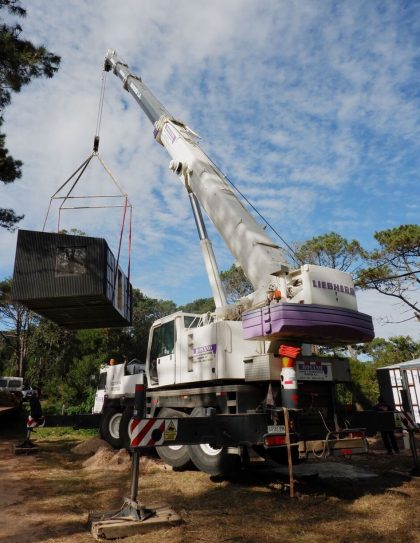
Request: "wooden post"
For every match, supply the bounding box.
[283,407,294,498]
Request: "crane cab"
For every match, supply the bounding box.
[145,311,265,389]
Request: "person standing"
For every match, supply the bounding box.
[375,396,399,454]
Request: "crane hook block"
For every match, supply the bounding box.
[93,136,100,152]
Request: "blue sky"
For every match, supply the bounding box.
[1,0,419,339]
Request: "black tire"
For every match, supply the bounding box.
[100,408,123,449]
[119,406,134,450]
[156,408,192,469]
[187,407,242,476]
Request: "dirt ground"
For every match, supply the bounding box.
[0,428,419,543]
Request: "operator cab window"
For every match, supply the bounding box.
[150,321,175,359]
[184,316,200,328]
[149,321,175,386]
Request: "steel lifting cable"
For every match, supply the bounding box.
[112,195,133,301]
[42,71,107,231]
[42,155,94,232]
[42,68,133,297]
[94,71,133,296]
[94,71,107,151]
[127,204,132,285]
[95,153,133,299]
[56,156,95,232]
[203,152,301,266]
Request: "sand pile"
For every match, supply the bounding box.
[83,448,170,472]
[140,455,169,473]
[72,436,170,472]
[72,437,111,456]
[83,446,130,471]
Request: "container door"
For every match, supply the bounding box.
[150,320,176,387]
[406,369,420,424]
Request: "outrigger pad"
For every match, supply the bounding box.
[12,441,39,455]
[88,505,182,540]
[12,230,132,329]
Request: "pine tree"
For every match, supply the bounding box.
[0,0,60,230]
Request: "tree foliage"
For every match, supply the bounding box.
[178,297,215,314]
[220,264,253,303]
[0,0,60,229]
[356,336,420,369]
[357,225,420,322]
[26,319,76,386]
[344,336,420,407]
[347,358,379,407]
[0,277,38,375]
[295,231,364,272]
[337,336,420,407]
[131,289,176,362]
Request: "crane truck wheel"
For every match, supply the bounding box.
[119,406,134,450]
[155,408,192,469]
[100,408,123,449]
[187,407,242,476]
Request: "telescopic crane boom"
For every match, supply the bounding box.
[104,50,290,309]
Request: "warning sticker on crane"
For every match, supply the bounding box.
[130,418,179,447]
[130,418,165,448]
[164,419,178,441]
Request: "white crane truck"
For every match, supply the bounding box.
[0,376,25,418]
[93,50,375,476]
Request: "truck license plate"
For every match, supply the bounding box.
[267,425,285,434]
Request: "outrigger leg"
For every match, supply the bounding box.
[89,376,181,540]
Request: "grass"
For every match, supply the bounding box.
[36,426,98,439]
[1,433,419,543]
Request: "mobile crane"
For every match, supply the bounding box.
[96,50,374,475]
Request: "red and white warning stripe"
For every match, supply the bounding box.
[130,418,165,448]
[26,416,45,429]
